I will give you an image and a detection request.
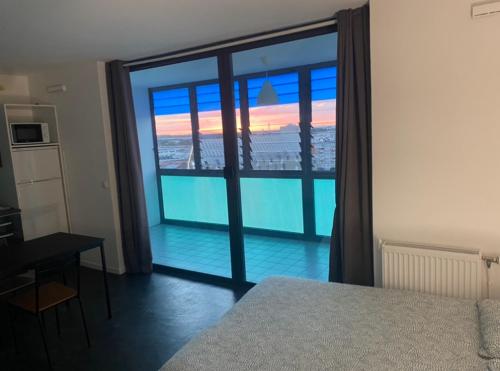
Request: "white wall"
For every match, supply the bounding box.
[370,0,500,294]
[131,85,161,227]
[28,61,125,274]
[0,74,31,103]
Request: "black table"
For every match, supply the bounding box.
[0,232,112,318]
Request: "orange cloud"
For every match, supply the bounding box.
[155,100,336,137]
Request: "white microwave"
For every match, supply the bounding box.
[10,122,50,145]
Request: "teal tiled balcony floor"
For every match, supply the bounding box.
[150,224,330,283]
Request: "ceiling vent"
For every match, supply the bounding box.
[472,1,500,18]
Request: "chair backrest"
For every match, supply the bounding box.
[0,275,34,297]
[36,253,79,278]
[33,252,81,313]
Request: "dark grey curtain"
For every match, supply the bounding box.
[107,60,153,274]
[329,5,373,286]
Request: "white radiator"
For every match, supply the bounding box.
[381,240,482,300]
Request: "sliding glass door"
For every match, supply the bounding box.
[131,27,337,283]
[231,33,336,282]
[137,57,235,278]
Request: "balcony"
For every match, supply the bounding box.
[149,175,334,283]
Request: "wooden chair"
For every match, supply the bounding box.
[7,253,90,370]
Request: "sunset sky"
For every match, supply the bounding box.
[155,100,336,137]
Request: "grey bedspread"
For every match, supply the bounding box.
[161,277,487,370]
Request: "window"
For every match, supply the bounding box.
[152,82,242,171]
[196,84,225,170]
[311,67,336,172]
[246,73,301,171]
[152,88,194,169]
[151,66,335,173]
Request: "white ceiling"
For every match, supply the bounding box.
[0,0,365,73]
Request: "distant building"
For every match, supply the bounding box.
[157,123,335,171]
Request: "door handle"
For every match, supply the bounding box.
[223,165,235,180]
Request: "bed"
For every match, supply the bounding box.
[161,277,498,370]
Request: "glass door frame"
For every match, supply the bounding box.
[133,24,337,284]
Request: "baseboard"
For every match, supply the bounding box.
[80,259,126,275]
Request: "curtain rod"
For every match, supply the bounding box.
[124,17,337,68]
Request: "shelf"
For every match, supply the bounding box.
[4,103,57,109]
[11,143,60,150]
[0,208,21,218]
[4,104,60,145]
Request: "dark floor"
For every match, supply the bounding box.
[0,268,250,371]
